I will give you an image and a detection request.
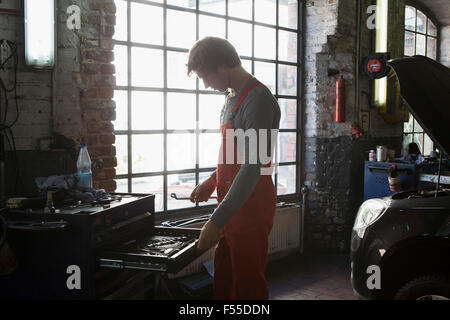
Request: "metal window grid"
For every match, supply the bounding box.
[113,0,303,215]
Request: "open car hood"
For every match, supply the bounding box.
[387,55,450,155]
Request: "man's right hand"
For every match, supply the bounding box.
[190,175,216,203]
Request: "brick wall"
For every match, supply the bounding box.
[0,0,117,192]
[302,0,405,253]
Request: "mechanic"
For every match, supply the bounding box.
[187,37,281,300]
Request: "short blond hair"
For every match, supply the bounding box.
[187,37,241,76]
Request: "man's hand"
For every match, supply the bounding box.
[197,219,223,251]
[190,175,216,203]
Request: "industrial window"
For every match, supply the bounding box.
[402,4,439,155]
[112,0,302,215]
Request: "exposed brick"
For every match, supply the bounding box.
[82,63,101,74]
[99,133,116,145]
[102,157,118,168]
[100,64,115,75]
[90,2,117,14]
[105,14,116,26]
[93,168,116,180]
[102,26,115,37]
[98,87,114,99]
[85,135,99,146]
[87,14,101,26]
[90,145,116,158]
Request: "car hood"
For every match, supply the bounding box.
[387,55,450,155]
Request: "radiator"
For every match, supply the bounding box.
[168,204,301,279]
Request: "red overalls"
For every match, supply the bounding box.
[213,81,277,300]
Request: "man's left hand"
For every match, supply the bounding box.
[197,219,223,251]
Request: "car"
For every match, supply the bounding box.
[350,56,450,300]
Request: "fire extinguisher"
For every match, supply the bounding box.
[335,74,345,123]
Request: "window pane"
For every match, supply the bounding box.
[131,3,163,45]
[278,99,297,129]
[199,0,225,15]
[415,33,426,56]
[167,133,196,170]
[277,165,296,195]
[114,0,127,41]
[278,64,297,96]
[277,132,296,163]
[132,134,164,173]
[131,47,163,87]
[167,93,196,130]
[255,0,276,25]
[228,20,252,57]
[413,133,424,153]
[404,31,415,56]
[113,45,127,86]
[199,14,226,39]
[167,174,196,211]
[254,61,275,94]
[405,5,415,31]
[167,51,196,89]
[279,30,297,62]
[416,10,426,34]
[115,134,128,175]
[424,134,434,156]
[198,171,218,207]
[414,117,423,133]
[241,59,252,73]
[167,0,195,9]
[427,37,437,60]
[228,0,252,21]
[279,0,297,29]
[115,179,128,193]
[427,18,437,37]
[255,25,276,60]
[403,112,413,133]
[131,91,164,130]
[167,9,196,49]
[132,176,164,212]
[199,94,224,130]
[199,133,221,168]
[113,90,128,130]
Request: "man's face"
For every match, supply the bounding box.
[196,68,228,93]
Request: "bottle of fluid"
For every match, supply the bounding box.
[76,142,93,188]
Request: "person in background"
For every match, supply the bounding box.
[406,142,424,164]
[186,37,280,300]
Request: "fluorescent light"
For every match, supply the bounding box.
[24,0,55,68]
[374,0,388,107]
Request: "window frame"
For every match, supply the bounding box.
[402,1,440,155]
[112,0,304,222]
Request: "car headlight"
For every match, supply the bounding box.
[353,197,390,231]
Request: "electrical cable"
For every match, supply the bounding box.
[0,39,21,196]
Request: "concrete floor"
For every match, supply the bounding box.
[266,253,357,300]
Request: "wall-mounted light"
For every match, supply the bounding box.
[374,0,388,107]
[24,0,55,68]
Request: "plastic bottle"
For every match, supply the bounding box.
[76,142,93,188]
[369,150,375,162]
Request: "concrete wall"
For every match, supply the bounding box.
[0,0,117,193]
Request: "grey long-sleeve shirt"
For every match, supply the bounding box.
[210,77,281,227]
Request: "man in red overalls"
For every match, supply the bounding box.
[187,37,280,300]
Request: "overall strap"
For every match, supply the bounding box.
[231,81,263,114]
